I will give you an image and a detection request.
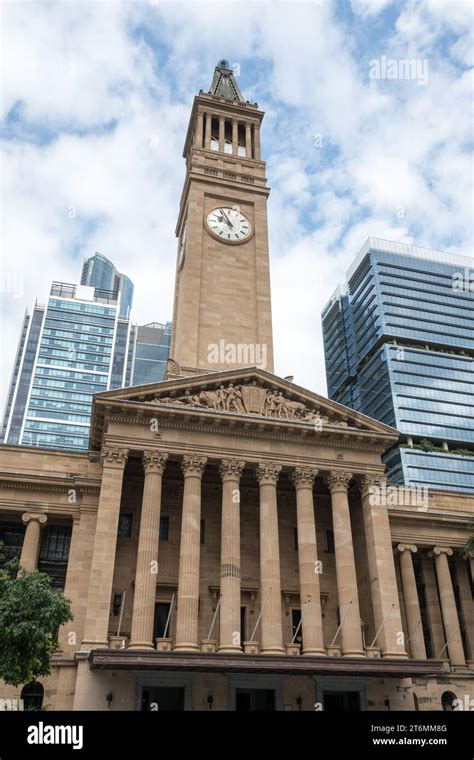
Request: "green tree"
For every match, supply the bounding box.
[0,560,73,687]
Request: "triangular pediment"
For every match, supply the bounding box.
[92,367,397,438]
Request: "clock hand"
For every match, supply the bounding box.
[220,208,233,227]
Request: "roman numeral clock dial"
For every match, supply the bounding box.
[206,207,252,243]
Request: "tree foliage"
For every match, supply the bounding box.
[0,560,73,687]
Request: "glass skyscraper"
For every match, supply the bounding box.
[81,252,134,318]
[2,280,132,451]
[322,238,474,493]
[130,322,172,386]
[2,257,172,452]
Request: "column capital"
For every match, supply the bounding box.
[430,546,453,558]
[22,512,47,526]
[101,445,129,466]
[396,543,418,555]
[326,470,353,492]
[219,459,245,482]
[360,474,388,492]
[256,462,281,486]
[291,466,318,488]
[181,454,207,478]
[143,450,168,475]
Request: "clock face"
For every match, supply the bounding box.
[206,207,252,243]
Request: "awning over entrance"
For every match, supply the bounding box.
[88,650,446,678]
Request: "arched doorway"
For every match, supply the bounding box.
[441,691,457,711]
[21,681,44,710]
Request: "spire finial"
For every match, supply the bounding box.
[209,58,244,102]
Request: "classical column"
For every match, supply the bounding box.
[204,113,211,149]
[396,545,427,659]
[218,459,245,653]
[218,116,225,152]
[421,555,446,658]
[431,547,466,666]
[232,120,239,156]
[129,451,168,650]
[290,467,325,655]
[326,472,364,657]
[20,513,47,571]
[175,454,207,652]
[456,557,474,661]
[194,110,204,148]
[360,476,407,659]
[253,123,261,159]
[245,123,252,158]
[256,462,284,654]
[81,445,129,649]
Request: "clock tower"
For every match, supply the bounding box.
[170,59,274,375]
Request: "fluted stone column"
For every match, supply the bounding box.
[175,455,207,652]
[457,557,474,661]
[291,467,325,655]
[81,446,129,649]
[20,513,47,571]
[219,116,225,152]
[396,545,427,659]
[245,123,252,158]
[421,555,446,657]
[194,110,204,148]
[431,547,466,666]
[129,451,168,650]
[232,120,239,155]
[204,113,211,149]
[360,476,407,659]
[327,471,364,657]
[218,459,245,653]
[256,462,284,654]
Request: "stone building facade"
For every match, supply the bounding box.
[0,60,472,712]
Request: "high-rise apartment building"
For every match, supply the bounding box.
[2,258,172,451]
[2,280,132,451]
[322,238,474,493]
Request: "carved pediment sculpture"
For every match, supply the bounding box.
[151,381,349,426]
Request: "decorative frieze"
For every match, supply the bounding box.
[151,381,351,426]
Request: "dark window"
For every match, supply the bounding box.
[153,602,171,640]
[293,526,298,551]
[323,691,361,711]
[21,682,44,710]
[200,519,205,545]
[0,521,25,564]
[118,514,132,539]
[442,691,457,711]
[159,516,169,541]
[292,608,302,646]
[326,529,335,554]
[38,525,72,589]
[240,606,246,643]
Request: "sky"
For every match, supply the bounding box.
[1,0,473,414]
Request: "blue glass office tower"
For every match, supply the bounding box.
[130,322,172,385]
[2,258,172,452]
[2,280,132,451]
[322,238,474,493]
